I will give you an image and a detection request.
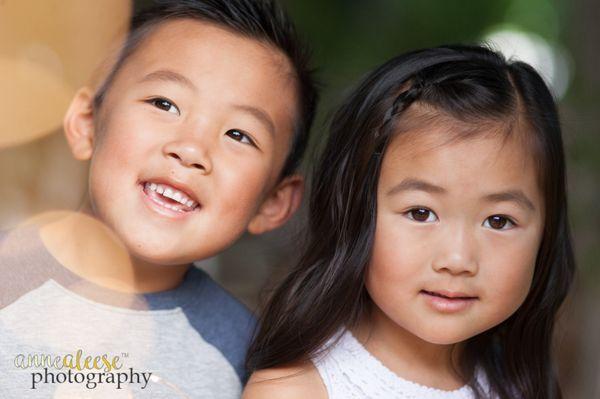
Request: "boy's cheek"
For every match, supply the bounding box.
[216,159,272,201]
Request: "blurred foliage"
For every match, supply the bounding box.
[283,0,512,86]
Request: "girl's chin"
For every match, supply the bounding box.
[414,328,474,346]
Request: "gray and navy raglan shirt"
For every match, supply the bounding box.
[0,227,256,398]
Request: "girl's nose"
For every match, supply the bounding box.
[162,139,212,174]
[431,225,479,276]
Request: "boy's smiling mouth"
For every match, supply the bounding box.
[140,179,200,217]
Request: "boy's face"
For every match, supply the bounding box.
[70,19,300,265]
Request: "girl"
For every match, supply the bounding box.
[243,45,575,399]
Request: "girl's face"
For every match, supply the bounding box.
[366,123,544,345]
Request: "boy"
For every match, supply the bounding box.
[0,0,317,397]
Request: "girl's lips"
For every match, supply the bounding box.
[420,290,478,313]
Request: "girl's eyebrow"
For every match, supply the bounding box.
[387,178,536,212]
[483,190,536,211]
[386,178,446,197]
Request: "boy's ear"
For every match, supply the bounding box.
[247,174,304,235]
[63,87,96,160]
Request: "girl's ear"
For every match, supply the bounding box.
[63,87,96,161]
[247,175,304,235]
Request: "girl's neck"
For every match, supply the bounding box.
[38,207,190,294]
[353,304,466,391]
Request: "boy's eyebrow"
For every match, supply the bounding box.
[231,104,275,137]
[386,178,446,197]
[137,70,275,136]
[138,69,197,91]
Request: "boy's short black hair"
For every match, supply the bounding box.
[94,0,318,178]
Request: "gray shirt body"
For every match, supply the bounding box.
[0,227,255,398]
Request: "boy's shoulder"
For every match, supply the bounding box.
[0,226,63,309]
[173,266,257,383]
[176,266,256,334]
[1,226,257,384]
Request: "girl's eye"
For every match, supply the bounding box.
[483,215,515,230]
[225,129,256,146]
[405,208,438,223]
[149,98,180,115]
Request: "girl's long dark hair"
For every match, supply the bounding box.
[246,45,575,399]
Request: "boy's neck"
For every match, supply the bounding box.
[353,306,465,391]
[38,210,190,294]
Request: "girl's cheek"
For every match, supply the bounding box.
[370,219,423,283]
[482,249,536,318]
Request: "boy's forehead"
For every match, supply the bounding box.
[101,17,300,172]
[126,18,294,80]
[127,19,295,108]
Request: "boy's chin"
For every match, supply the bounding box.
[102,214,244,267]
[123,243,201,268]
[120,232,228,268]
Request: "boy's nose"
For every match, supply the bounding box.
[162,140,212,174]
[431,225,479,276]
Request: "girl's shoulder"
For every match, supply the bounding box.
[243,361,328,399]
[313,329,485,399]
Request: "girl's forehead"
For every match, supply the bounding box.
[386,119,510,160]
[381,123,541,196]
[384,105,532,166]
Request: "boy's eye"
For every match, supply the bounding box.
[405,208,438,223]
[225,129,256,146]
[149,98,180,115]
[483,215,515,230]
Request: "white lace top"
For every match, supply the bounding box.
[313,330,487,399]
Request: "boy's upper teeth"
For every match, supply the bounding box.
[146,182,197,208]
